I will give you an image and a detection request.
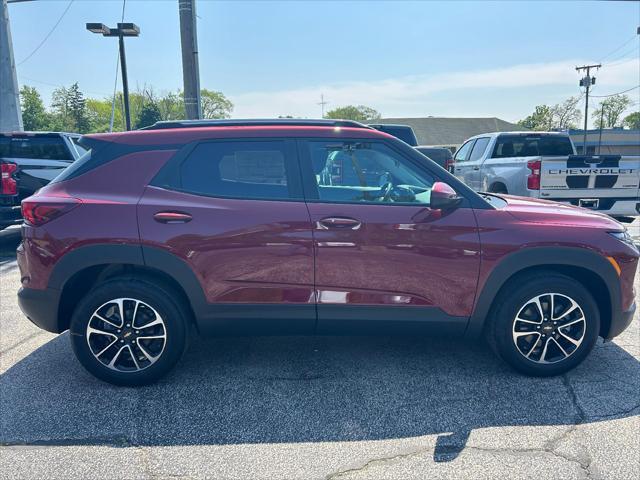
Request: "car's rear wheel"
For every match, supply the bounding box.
[486,273,600,376]
[70,278,188,386]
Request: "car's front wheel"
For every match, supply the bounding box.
[487,273,600,376]
[70,277,188,386]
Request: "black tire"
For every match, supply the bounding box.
[485,272,600,376]
[70,277,188,386]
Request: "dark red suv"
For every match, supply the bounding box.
[16,119,638,385]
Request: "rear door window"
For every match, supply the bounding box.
[178,140,298,201]
[0,136,72,160]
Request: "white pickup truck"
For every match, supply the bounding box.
[452,131,639,219]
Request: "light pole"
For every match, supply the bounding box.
[86,22,139,131]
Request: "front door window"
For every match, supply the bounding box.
[307,141,436,205]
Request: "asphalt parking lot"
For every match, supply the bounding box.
[1,221,639,480]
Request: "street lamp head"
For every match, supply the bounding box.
[117,23,140,36]
[86,23,110,35]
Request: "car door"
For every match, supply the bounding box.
[466,137,491,191]
[300,139,481,334]
[452,139,476,186]
[137,138,316,334]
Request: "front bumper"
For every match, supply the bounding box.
[17,286,62,333]
[0,205,21,229]
[606,301,636,340]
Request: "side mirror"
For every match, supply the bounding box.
[430,182,462,210]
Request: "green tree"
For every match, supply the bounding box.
[623,111,640,130]
[68,83,90,133]
[153,89,233,120]
[157,90,184,120]
[50,85,73,131]
[135,101,162,129]
[201,89,233,119]
[592,94,632,128]
[325,105,381,122]
[49,83,90,133]
[20,85,50,131]
[86,97,122,133]
[517,105,553,131]
[550,96,582,130]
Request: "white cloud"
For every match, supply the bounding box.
[229,58,639,120]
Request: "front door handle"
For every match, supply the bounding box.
[318,216,361,229]
[153,211,192,224]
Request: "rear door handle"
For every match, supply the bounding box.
[153,211,192,224]
[318,216,361,229]
[473,166,480,171]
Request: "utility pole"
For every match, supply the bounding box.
[597,106,605,155]
[317,93,328,118]
[0,0,23,131]
[575,63,600,154]
[178,0,201,119]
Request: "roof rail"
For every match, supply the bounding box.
[141,119,371,130]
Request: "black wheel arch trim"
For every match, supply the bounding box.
[48,244,146,290]
[48,244,210,326]
[465,246,621,338]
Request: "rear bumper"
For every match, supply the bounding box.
[17,286,62,333]
[543,198,639,217]
[606,301,636,340]
[0,205,21,228]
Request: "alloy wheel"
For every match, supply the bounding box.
[512,293,586,364]
[85,298,167,372]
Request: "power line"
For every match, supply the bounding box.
[590,85,640,98]
[604,44,639,66]
[598,34,637,63]
[16,0,75,66]
[19,74,112,96]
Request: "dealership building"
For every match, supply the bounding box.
[569,128,640,156]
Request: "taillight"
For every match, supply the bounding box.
[1,162,17,195]
[527,159,541,190]
[445,158,454,172]
[21,196,80,226]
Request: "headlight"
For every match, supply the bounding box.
[609,230,638,250]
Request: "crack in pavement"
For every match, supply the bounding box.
[324,444,600,480]
[325,373,607,480]
[0,331,47,357]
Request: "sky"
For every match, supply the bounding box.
[7,0,640,125]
